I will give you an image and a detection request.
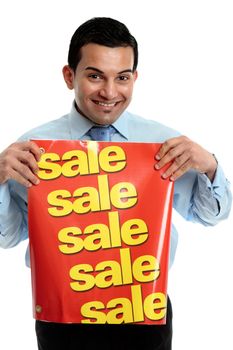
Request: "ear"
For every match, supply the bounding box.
[133,70,138,82]
[62,65,75,90]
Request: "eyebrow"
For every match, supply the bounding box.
[85,66,133,74]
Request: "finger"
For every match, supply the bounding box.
[155,143,185,170]
[13,161,40,186]
[7,155,40,186]
[20,141,42,162]
[160,152,190,179]
[170,159,192,181]
[18,150,40,174]
[6,141,42,165]
[7,168,38,188]
[155,137,183,160]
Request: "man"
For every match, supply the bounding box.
[0,17,231,350]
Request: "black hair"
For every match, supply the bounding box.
[68,17,138,72]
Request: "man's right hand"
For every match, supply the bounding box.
[0,141,42,188]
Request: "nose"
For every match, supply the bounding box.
[99,80,118,100]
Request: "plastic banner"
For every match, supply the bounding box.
[28,140,174,325]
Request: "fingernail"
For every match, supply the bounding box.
[155,155,160,160]
[162,173,167,179]
[155,164,160,170]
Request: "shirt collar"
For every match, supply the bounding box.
[112,111,129,140]
[68,101,129,140]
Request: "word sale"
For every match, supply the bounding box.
[37,143,167,324]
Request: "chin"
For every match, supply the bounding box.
[91,114,119,125]
[95,119,115,126]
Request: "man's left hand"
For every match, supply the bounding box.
[155,136,218,182]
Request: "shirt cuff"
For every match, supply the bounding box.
[198,164,229,199]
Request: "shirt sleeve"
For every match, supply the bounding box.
[0,181,28,248]
[173,164,232,226]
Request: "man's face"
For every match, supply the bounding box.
[63,43,138,125]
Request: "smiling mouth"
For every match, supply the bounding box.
[93,100,119,107]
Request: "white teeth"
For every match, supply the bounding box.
[96,101,116,107]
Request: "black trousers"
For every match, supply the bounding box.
[36,298,172,350]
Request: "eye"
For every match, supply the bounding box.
[117,75,129,81]
[88,74,102,80]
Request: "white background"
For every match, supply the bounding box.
[0,0,232,349]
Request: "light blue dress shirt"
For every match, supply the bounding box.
[0,103,231,267]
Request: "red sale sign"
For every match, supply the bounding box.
[28,140,174,325]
